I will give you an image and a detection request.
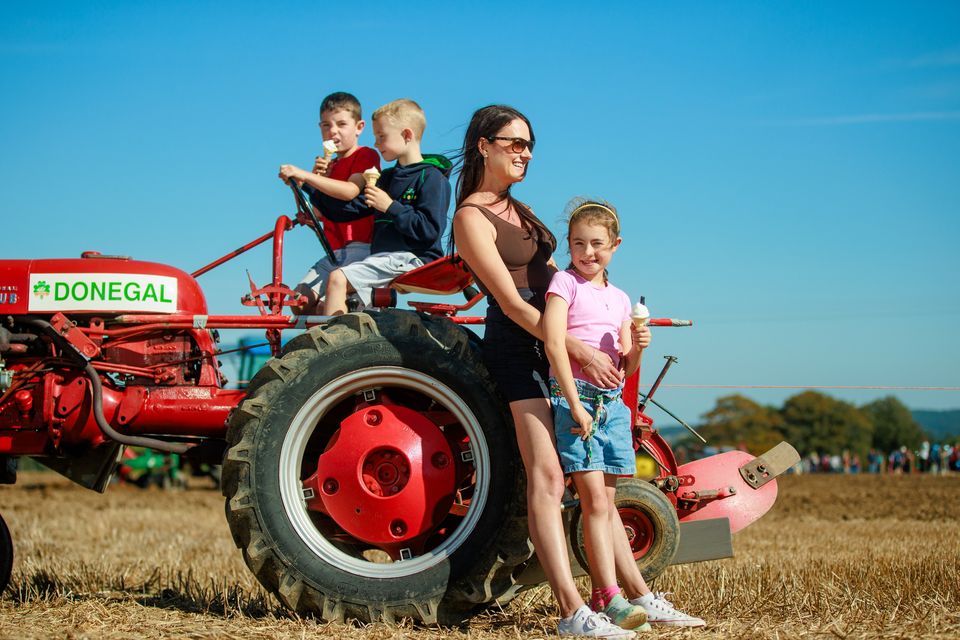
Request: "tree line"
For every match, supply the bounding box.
[686,392,930,457]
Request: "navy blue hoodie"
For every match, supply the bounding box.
[323,155,452,262]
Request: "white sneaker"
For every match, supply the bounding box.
[630,592,705,627]
[558,605,636,638]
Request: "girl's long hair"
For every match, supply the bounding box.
[450,105,555,252]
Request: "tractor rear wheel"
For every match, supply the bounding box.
[571,477,680,582]
[221,311,532,624]
[0,512,12,594]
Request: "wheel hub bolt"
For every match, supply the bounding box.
[431,452,450,469]
[365,410,382,426]
[322,478,339,495]
[390,519,407,537]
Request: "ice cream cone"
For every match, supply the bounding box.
[631,300,650,327]
[322,140,337,161]
[363,167,381,188]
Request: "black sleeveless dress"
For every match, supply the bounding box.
[457,204,555,402]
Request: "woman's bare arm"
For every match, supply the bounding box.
[454,208,543,337]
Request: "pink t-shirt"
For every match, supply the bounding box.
[546,269,631,383]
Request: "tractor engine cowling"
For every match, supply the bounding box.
[0,255,241,459]
[0,255,208,317]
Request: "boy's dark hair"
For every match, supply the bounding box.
[320,92,362,121]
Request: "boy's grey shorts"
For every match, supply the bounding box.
[298,242,371,297]
[339,251,423,305]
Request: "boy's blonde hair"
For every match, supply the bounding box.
[372,99,426,139]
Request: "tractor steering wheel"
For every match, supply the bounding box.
[288,180,338,266]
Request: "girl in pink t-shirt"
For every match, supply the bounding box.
[542,199,705,631]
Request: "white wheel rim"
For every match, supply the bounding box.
[279,366,491,578]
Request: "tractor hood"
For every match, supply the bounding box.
[0,254,207,315]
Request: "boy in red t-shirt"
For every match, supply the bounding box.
[279,91,380,313]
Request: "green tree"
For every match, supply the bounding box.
[861,396,925,452]
[780,391,873,457]
[699,394,786,455]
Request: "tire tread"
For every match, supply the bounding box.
[222,310,530,624]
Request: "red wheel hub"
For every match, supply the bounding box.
[620,507,655,559]
[302,405,457,558]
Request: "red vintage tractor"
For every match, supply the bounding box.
[0,184,799,623]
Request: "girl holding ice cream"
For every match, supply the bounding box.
[542,198,705,632]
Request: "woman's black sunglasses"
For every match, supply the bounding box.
[486,136,535,153]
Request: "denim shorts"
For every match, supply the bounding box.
[550,378,636,476]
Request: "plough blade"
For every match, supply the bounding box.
[676,441,799,534]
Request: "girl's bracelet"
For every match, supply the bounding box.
[581,349,598,370]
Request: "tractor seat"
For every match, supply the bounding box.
[389,254,474,295]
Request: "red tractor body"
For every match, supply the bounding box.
[0,199,799,624]
[0,255,209,316]
[0,256,241,457]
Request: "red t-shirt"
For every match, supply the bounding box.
[321,146,380,249]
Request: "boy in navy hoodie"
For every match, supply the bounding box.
[324,99,452,315]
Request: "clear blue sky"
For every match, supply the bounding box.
[2,1,958,430]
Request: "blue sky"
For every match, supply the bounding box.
[2,1,958,430]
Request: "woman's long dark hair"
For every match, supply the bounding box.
[451,105,556,252]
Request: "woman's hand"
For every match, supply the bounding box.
[580,350,624,389]
[570,404,594,440]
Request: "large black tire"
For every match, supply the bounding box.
[570,477,680,582]
[0,512,12,594]
[221,311,532,624]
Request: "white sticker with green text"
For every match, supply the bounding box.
[29,273,178,312]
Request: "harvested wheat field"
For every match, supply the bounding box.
[0,472,957,639]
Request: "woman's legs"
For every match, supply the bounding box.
[510,398,584,618]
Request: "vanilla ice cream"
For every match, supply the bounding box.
[631,300,650,326]
[322,139,338,159]
[363,167,381,187]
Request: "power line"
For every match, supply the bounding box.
[658,384,960,391]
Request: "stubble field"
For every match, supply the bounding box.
[0,472,957,639]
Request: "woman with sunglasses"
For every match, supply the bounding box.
[452,106,637,638]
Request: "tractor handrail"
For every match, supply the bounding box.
[191,215,296,278]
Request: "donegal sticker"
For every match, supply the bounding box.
[28,273,178,313]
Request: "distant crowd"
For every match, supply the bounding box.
[798,441,959,474]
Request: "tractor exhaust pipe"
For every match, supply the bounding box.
[82,361,190,454]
